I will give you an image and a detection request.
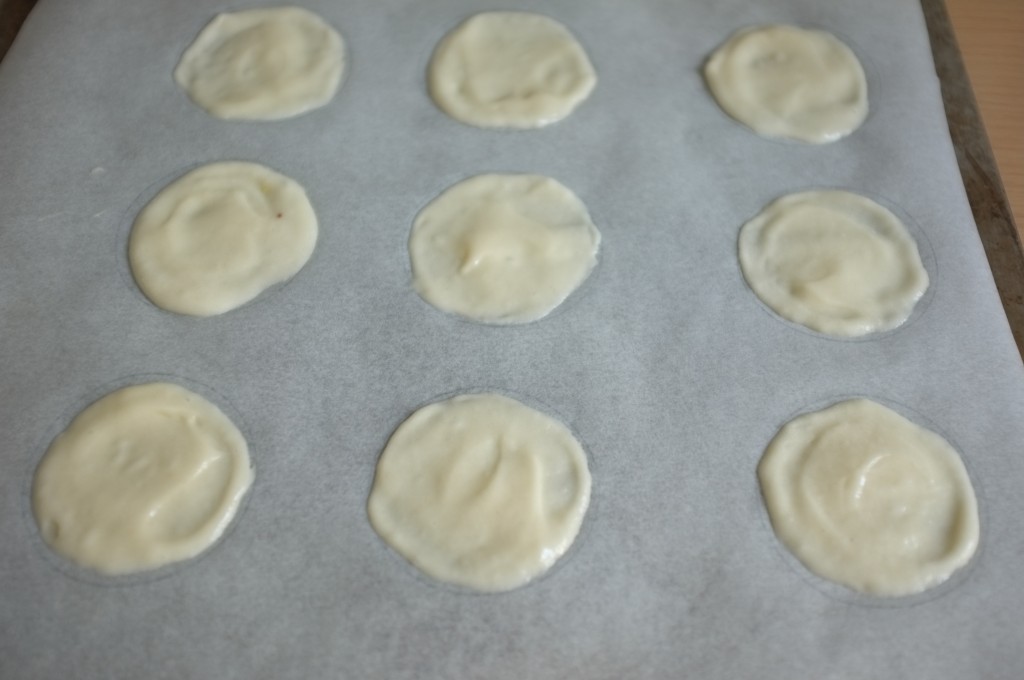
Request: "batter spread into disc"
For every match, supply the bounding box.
[758,398,979,596]
[33,382,254,575]
[368,393,591,592]
[428,11,596,128]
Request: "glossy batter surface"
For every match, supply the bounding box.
[32,383,253,575]
[175,6,344,121]
[739,190,928,336]
[705,25,868,143]
[759,399,979,596]
[129,161,318,316]
[428,11,596,128]
[410,173,600,324]
[368,393,591,592]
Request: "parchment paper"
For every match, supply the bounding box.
[2,0,1022,677]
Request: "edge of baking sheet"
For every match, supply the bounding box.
[920,0,1024,359]
[0,0,33,64]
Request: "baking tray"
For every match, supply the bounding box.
[1,1,1022,678]
[6,0,1021,346]
[2,2,1020,327]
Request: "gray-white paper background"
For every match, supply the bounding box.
[2,0,1022,677]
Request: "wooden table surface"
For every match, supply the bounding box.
[947,0,1023,228]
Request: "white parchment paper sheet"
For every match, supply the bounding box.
[1,0,1022,677]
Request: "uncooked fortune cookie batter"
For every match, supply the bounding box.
[705,24,868,143]
[429,11,596,128]
[738,190,928,336]
[759,399,979,596]
[409,173,601,324]
[175,6,345,121]
[129,161,318,316]
[32,382,254,575]
[368,393,592,592]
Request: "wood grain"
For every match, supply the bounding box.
[924,1,1024,356]
[946,0,1024,228]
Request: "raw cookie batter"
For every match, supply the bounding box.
[32,382,253,575]
[409,173,601,324]
[759,399,979,596]
[367,393,591,592]
[129,161,318,316]
[738,190,928,336]
[704,25,868,143]
[428,11,596,128]
[175,7,345,121]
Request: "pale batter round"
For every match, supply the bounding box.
[129,161,318,317]
[705,25,868,143]
[738,190,928,336]
[175,6,345,121]
[409,173,601,324]
[32,382,254,575]
[367,393,591,592]
[428,11,597,128]
[759,399,979,596]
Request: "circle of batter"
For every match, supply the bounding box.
[738,190,928,337]
[175,7,345,121]
[428,11,597,128]
[368,393,592,592]
[32,382,254,575]
[704,25,868,143]
[410,174,601,324]
[129,161,318,317]
[759,399,979,596]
